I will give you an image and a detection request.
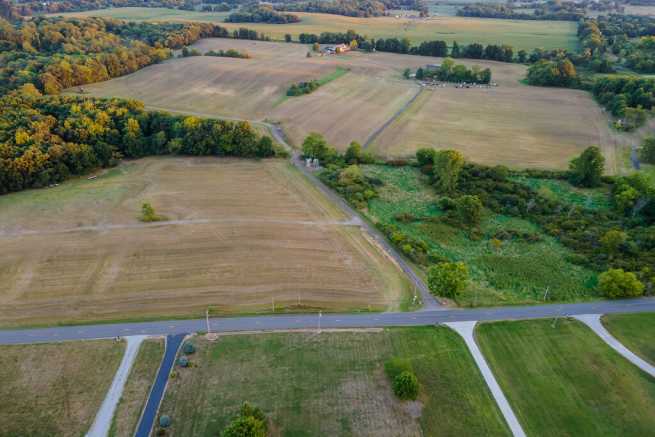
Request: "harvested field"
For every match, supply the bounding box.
[0,158,410,327]
[369,60,619,171]
[74,39,619,170]
[51,8,578,51]
[158,328,510,436]
[0,339,124,437]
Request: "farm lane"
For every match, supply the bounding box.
[0,217,362,238]
[363,86,424,149]
[1,297,654,345]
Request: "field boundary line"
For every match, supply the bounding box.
[573,314,655,377]
[444,321,526,437]
[363,85,423,149]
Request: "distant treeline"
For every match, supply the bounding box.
[0,93,278,195]
[457,3,584,21]
[275,0,426,18]
[412,57,492,84]
[298,31,543,64]
[226,5,300,24]
[0,16,268,95]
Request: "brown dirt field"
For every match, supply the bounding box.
[0,340,125,437]
[73,39,619,171]
[0,158,410,327]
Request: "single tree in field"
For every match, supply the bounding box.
[599,268,645,299]
[433,150,464,194]
[640,136,655,164]
[392,371,419,400]
[284,33,292,43]
[569,146,604,188]
[140,202,162,222]
[600,229,627,259]
[222,402,267,437]
[427,262,468,299]
[312,42,320,52]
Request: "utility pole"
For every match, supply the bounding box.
[206,307,211,334]
[318,311,322,334]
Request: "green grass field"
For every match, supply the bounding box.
[52,8,578,51]
[159,328,510,436]
[361,165,598,306]
[602,313,655,365]
[109,339,164,437]
[477,318,655,437]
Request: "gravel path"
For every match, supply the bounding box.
[573,314,655,378]
[445,321,526,437]
[87,335,147,437]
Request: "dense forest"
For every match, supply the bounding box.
[0,92,278,194]
[226,5,300,23]
[0,16,267,95]
[275,0,426,17]
[2,0,196,17]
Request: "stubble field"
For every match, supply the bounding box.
[0,157,410,327]
[51,8,578,51]
[75,39,617,171]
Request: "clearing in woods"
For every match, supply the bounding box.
[0,157,411,328]
[51,8,578,51]
[74,39,618,171]
[0,339,125,437]
[158,328,510,437]
[477,318,655,437]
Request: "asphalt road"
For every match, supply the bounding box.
[2,298,653,345]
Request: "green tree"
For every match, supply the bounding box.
[600,229,627,259]
[392,371,419,400]
[344,141,370,164]
[221,416,266,437]
[284,33,292,43]
[640,136,655,164]
[451,41,460,58]
[427,262,468,298]
[599,268,645,299]
[140,202,162,222]
[416,148,436,167]
[569,146,604,188]
[415,67,424,80]
[433,150,464,194]
[302,132,336,164]
[454,195,483,227]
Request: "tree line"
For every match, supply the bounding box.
[409,57,492,84]
[457,2,585,22]
[0,16,268,96]
[0,92,279,195]
[275,0,426,18]
[226,5,300,24]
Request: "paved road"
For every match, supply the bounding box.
[2,298,653,345]
[134,334,186,437]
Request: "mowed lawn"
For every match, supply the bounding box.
[477,319,655,437]
[602,313,655,365]
[0,340,124,437]
[51,8,577,51]
[73,39,617,170]
[109,339,164,437]
[159,328,510,437]
[0,157,410,327]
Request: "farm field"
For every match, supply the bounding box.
[158,328,510,436]
[624,5,655,17]
[477,318,655,437]
[0,157,410,328]
[109,339,165,437]
[74,39,618,171]
[0,339,124,437]
[360,165,599,306]
[51,8,578,51]
[602,313,655,365]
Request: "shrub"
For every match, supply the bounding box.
[140,202,163,222]
[392,371,419,400]
[183,342,196,354]
[599,268,645,298]
[427,262,469,298]
[159,415,171,428]
[177,356,189,367]
[416,148,436,167]
[221,402,267,437]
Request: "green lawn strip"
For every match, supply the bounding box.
[317,66,349,86]
[602,313,655,365]
[476,318,655,437]
[159,327,509,436]
[0,340,125,437]
[362,165,598,306]
[109,339,165,437]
